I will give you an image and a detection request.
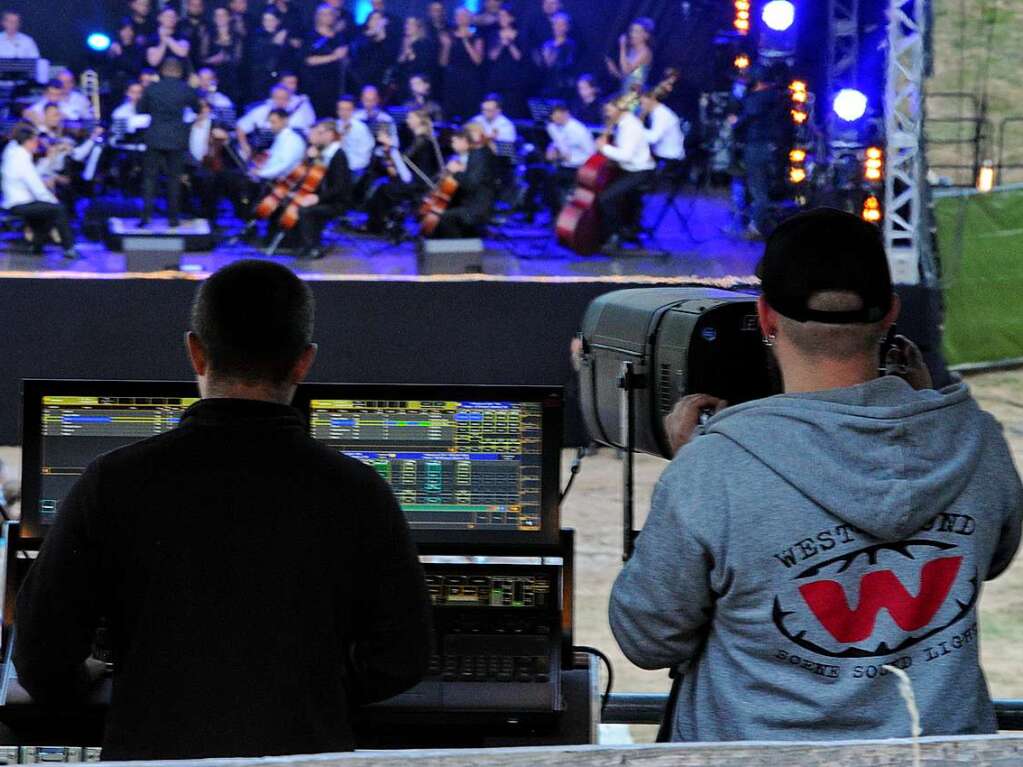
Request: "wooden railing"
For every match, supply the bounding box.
[106,735,1023,766]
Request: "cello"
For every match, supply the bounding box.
[556,69,678,255]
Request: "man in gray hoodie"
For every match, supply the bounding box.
[609,208,1022,741]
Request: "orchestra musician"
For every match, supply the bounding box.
[236,84,315,160]
[335,94,374,182]
[279,73,317,125]
[24,71,94,125]
[403,72,443,124]
[0,10,39,58]
[639,88,685,170]
[34,103,104,209]
[364,108,441,239]
[595,96,655,249]
[427,123,495,239]
[471,94,516,144]
[196,67,236,112]
[1,123,80,259]
[570,73,603,127]
[137,57,201,227]
[296,120,352,260]
[353,85,397,140]
[249,107,307,183]
[189,99,245,228]
[527,100,594,218]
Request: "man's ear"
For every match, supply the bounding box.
[756,295,778,339]
[185,331,208,377]
[289,343,318,386]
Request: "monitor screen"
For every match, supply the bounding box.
[300,386,563,547]
[19,380,199,539]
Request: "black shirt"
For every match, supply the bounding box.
[14,397,432,761]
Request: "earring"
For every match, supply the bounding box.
[762,333,776,348]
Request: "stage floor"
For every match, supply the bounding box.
[0,189,763,283]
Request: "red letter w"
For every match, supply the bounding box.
[798,556,962,644]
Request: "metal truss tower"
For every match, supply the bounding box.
[827,0,860,96]
[884,0,935,286]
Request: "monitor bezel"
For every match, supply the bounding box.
[295,383,563,549]
[18,379,200,541]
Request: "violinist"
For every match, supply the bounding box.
[35,103,104,210]
[296,120,352,260]
[364,109,440,239]
[427,123,495,239]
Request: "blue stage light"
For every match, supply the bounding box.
[86,32,112,52]
[833,88,868,122]
[762,0,795,32]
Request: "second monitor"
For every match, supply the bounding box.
[299,385,563,548]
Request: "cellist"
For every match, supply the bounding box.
[295,120,352,261]
[426,123,495,239]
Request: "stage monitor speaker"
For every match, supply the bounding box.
[417,238,485,274]
[578,287,780,459]
[104,218,214,254]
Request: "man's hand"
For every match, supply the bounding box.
[446,159,465,173]
[884,334,933,390]
[595,135,608,150]
[664,394,728,456]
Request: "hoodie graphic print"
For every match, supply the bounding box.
[609,376,1023,741]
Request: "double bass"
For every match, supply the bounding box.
[556,69,678,255]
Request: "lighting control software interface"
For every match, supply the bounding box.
[35,395,198,525]
[309,399,544,533]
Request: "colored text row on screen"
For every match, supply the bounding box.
[309,400,544,532]
[36,395,198,525]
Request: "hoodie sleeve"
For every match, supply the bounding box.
[986,424,1023,580]
[609,458,719,670]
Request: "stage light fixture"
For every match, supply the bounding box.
[791,109,808,125]
[762,0,796,32]
[862,195,882,223]
[833,88,868,122]
[789,148,806,163]
[864,146,884,182]
[734,0,751,34]
[86,32,112,52]
[789,167,807,184]
[735,54,751,70]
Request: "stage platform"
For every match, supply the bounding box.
[0,190,762,282]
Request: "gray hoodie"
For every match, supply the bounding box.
[609,376,1022,741]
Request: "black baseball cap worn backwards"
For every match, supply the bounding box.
[756,207,893,324]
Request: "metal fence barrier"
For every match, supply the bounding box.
[602,694,1023,731]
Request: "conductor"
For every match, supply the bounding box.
[137,58,200,227]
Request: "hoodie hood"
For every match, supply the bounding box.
[707,376,986,540]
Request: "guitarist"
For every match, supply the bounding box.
[296,120,352,260]
[595,98,655,250]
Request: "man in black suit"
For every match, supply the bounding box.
[15,260,433,760]
[297,120,353,259]
[430,124,495,239]
[137,57,201,227]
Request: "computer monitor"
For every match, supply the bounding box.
[296,385,563,547]
[19,380,199,540]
